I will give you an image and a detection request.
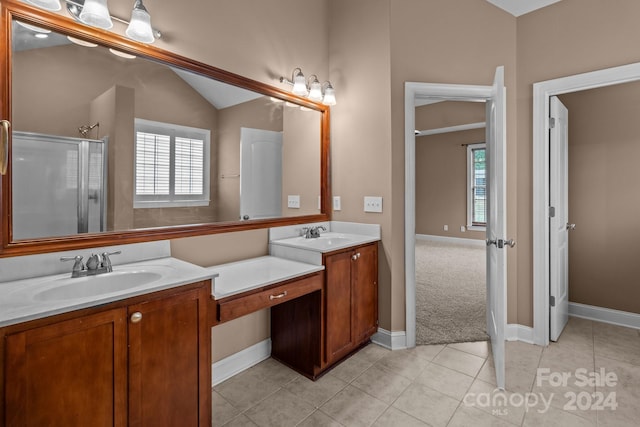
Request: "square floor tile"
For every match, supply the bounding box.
[284,374,347,407]
[432,346,485,377]
[392,383,459,427]
[244,388,316,427]
[415,362,474,400]
[351,364,412,404]
[372,407,429,427]
[320,385,388,427]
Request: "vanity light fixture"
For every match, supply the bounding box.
[54,0,162,43]
[280,68,337,106]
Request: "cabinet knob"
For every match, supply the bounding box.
[130,312,143,323]
[352,252,361,261]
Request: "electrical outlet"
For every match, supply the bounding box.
[460,226,466,232]
[364,196,383,213]
[444,225,448,231]
[333,196,341,211]
[287,195,300,209]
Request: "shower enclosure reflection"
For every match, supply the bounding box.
[12,132,107,239]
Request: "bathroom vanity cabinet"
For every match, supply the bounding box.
[324,242,378,366]
[0,280,211,427]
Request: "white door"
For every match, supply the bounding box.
[240,127,283,220]
[549,96,570,341]
[485,66,508,390]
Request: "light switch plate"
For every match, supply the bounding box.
[364,196,383,213]
[288,195,300,209]
[333,196,341,211]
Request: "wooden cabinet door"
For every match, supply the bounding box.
[128,285,210,427]
[353,243,378,344]
[4,308,127,427]
[324,250,354,365]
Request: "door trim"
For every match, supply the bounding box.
[404,82,493,348]
[532,61,640,346]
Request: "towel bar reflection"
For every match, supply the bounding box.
[221,173,240,179]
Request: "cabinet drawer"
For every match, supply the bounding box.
[217,272,323,323]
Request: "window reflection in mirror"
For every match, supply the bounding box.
[10,19,321,241]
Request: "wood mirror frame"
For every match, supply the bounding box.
[0,0,331,257]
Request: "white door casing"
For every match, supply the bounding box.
[532,62,640,346]
[240,127,283,220]
[404,66,508,389]
[549,96,569,341]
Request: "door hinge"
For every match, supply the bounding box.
[550,117,556,128]
[549,206,556,218]
[550,296,556,307]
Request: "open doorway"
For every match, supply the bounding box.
[533,62,640,345]
[413,100,488,344]
[405,66,508,389]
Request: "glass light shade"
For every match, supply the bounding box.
[126,2,155,44]
[22,0,61,12]
[67,35,99,47]
[308,79,323,102]
[292,70,309,96]
[322,84,337,106]
[79,0,113,30]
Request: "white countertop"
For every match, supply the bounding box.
[269,232,380,253]
[0,257,216,327]
[207,256,324,299]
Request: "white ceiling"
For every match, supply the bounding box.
[485,0,562,17]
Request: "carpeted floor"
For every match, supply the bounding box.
[415,239,488,345]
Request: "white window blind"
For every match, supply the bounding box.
[134,119,210,208]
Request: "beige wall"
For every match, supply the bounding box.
[328,0,393,329]
[388,0,518,327]
[559,83,640,315]
[415,102,486,240]
[415,128,485,240]
[216,98,283,222]
[516,0,640,325]
[282,107,322,216]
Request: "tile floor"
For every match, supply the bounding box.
[212,317,640,426]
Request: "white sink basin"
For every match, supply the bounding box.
[271,232,373,252]
[33,270,163,301]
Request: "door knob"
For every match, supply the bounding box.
[486,239,516,249]
[566,223,576,231]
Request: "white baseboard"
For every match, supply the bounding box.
[415,234,485,247]
[569,302,640,330]
[212,339,271,386]
[372,328,407,350]
[506,324,535,344]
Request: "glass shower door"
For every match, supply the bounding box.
[12,132,106,240]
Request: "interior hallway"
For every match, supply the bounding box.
[212,317,640,426]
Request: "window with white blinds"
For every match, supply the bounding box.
[467,142,486,230]
[134,119,210,208]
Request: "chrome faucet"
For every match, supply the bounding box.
[60,250,121,278]
[301,225,326,239]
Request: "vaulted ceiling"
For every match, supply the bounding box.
[486,0,562,17]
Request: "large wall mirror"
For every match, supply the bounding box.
[0,1,330,256]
